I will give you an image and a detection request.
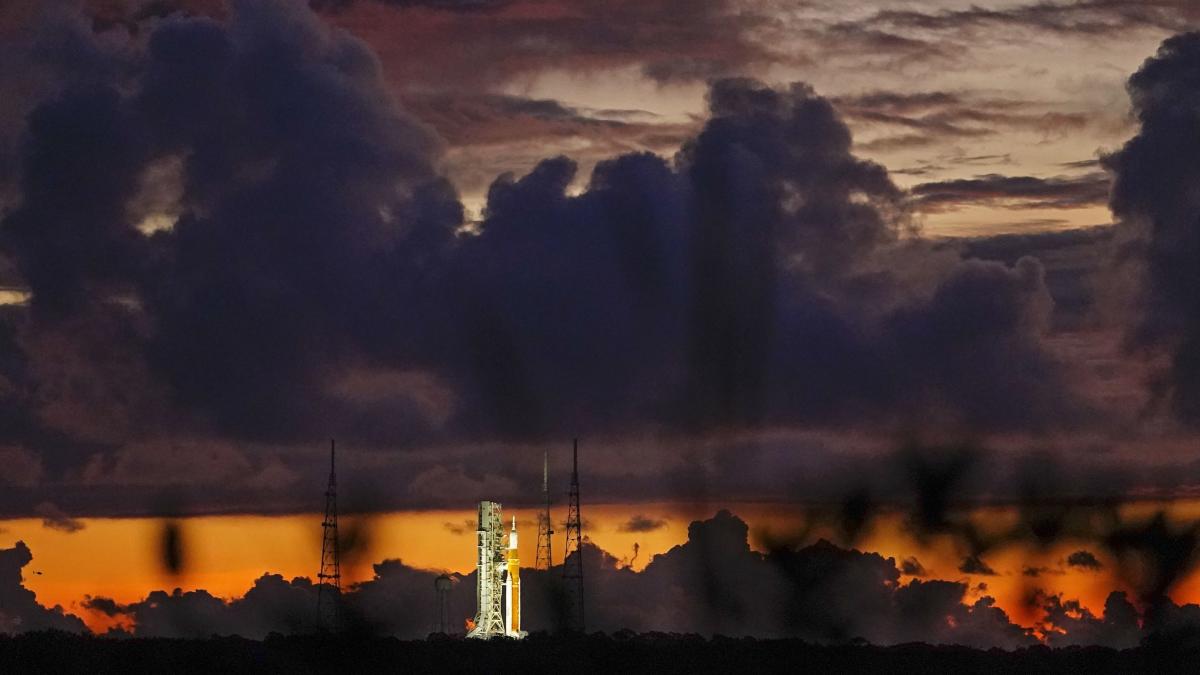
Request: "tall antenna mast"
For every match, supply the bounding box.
[317,439,340,632]
[535,449,553,570]
[562,438,584,632]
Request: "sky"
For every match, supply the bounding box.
[3,0,1200,645]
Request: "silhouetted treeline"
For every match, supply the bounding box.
[6,629,1200,674]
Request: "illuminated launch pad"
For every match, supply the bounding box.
[466,501,525,639]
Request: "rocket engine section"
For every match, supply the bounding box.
[466,501,525,639]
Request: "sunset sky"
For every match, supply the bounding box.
[4,0,1200,646]
[4,502,1176,634]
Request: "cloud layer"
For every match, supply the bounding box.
[59,509,1200,648]
[1107,32,1200,425]
[79,511,1039,646]
[0,541,87,633]
[0,0,1112,518]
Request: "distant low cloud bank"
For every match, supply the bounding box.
[17,510,1192,649]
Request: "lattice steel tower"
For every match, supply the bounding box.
[468,501,507,638]
[535,450,553,570]
[317,439,341,632]
[562,438,585,632]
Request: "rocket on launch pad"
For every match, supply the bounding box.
[467,501,525,639]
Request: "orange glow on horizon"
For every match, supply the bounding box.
[4,501,1199,635]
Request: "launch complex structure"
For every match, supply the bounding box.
[467,440,584,639]
[316,439,582,638]
[466,502,525,639]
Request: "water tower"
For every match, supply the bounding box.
[434,574,453,634]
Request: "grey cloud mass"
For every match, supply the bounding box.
[1107,32,1200,425]
[0,541,87,633]
[912,173,1111,212]
[0,0,1122,518]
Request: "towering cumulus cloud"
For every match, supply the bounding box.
[0,0,1087,514]
[447,79,1083,436]
[131,0,461,440]
[1,0,463,453]
[0,541,86,633]
[1107,32,1200,424]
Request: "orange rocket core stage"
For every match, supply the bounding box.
[505,516,522,636]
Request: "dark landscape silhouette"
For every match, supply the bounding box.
[4,1,1200,671]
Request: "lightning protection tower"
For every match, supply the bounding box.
[562,438,585,633]
[317,439,341,632]
[535,450,553,570]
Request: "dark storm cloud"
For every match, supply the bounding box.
[438,78,1090,436]
[1106,32,1200,424]
[952,227,1110,331]
[957,227,1113,265]
[1067,549,1103,570]
[912,173,1111,212]
[618,515,667,533]
[1,18,149,316]
[2,0,463,449]
[130,1,461,442]
[398,91,697,215]
[0,541,87,633]
[0,0,1100,515]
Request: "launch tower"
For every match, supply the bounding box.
[563,438,585,632]
[316,439,340,632]
[467,501,526,639]
[468,501,506,638]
